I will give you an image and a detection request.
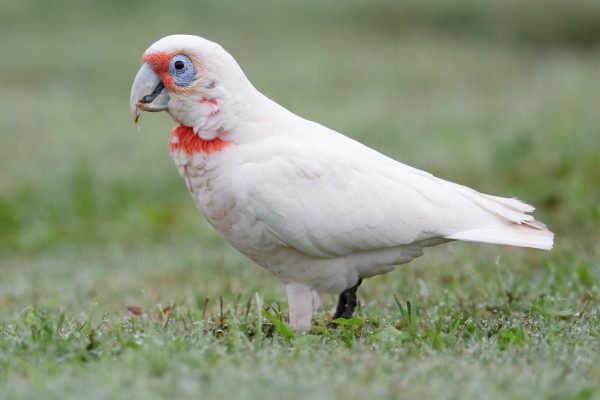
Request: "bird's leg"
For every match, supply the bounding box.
[328,279,362,328]
[285,283,314,333]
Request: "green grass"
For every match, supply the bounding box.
[1,1,599,399]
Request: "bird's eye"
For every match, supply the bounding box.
[169,54,196,87]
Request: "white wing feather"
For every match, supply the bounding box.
[235,120,553,259]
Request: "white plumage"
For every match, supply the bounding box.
[131,35,553,332]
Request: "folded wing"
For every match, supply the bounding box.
[237,128,553,259]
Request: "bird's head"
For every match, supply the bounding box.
[130,35,251,140]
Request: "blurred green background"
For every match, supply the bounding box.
[1,0,598,257]
[0,0,600,318]
[0,1,599,398]
[1,0,599,323]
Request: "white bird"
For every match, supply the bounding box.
[130,35,553,332]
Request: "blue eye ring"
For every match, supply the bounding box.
[169,54,196,87]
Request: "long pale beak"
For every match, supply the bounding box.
[130,63,170,125]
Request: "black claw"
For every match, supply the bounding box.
[327,279,363,329]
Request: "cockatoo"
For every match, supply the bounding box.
[130,35,553,332]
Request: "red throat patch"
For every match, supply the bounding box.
[169,125,232,155]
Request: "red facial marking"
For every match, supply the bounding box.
[143,51,176,88]
[169,125,232,155]
[143,51,203,90]
[200,98,218,106]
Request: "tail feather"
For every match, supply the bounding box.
[446,223,554,250]
[481,194,535,213]
[434,179,554,250]
[470,193,535,224]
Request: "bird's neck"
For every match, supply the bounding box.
[179,80,262,140]
[169,81,292,152]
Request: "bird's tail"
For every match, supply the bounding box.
[446,223,554,250]
[440,183,554,250]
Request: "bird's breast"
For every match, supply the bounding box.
[169,137,270,261]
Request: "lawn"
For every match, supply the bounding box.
[1,1,599,399]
